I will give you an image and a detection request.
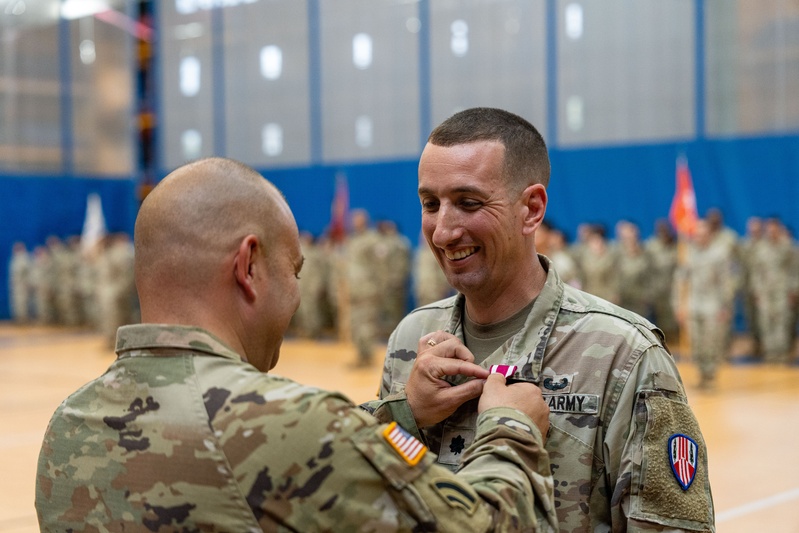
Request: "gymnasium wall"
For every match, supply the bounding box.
[2,0,798,319]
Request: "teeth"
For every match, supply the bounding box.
[445,247,476,260]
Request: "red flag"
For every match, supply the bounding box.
[669,156,698,236]
[328,173,349,243]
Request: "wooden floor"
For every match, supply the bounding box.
[2,324,798,532]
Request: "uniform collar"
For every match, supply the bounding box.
[115,323,244,362]
[446,254,564,382]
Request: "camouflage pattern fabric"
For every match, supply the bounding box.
[36,323,556,532]
[369,256,715,532]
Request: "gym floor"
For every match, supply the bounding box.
[1,324,796,532]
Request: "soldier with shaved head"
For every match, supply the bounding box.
[36,157,557,532]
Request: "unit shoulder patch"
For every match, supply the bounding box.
[668,433,698,490]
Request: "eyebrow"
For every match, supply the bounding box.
[418,185,485,196]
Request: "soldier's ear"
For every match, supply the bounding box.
[234,235,260,301]
[521,184,547,236]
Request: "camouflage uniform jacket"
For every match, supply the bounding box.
[36,323,556,532]
[372,256,715,532]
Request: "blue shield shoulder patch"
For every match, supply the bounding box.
[668,433,698,490]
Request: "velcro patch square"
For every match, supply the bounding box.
[383,422,427,466]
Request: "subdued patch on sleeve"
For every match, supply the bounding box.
[633,394,713,529]
[430,478,478,515]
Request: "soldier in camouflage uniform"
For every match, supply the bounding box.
[645,220,679,345]
[9,242,31,322]
[294,231,328,338]
[346,209,384,366]
[30,245,56,324]
[673,220,737,389]
[36,157,557,532]
[739,217,762,356]
[616,221,652,318]
[412,231,453,306]
[376,219,412,336]
[370,108,714,532]
[750,218,797,364]
[579,225,620,304]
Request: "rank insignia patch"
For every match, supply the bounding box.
[383,422,427,466]
[489,364,517,378]
[668,433,698,490]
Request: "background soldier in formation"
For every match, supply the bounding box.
[645,219,679,345]
[294,231,329,339]
[674,219,737,389]
[375,220,411,337]
[412,233,453,306]
[8,242,31,322]
[740,216,763,357]
[580,225,619,304]
[750,217,797,364]
[616,221,652,318]
[346,209,383,367]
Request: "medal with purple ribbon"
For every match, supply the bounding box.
[489,364,517,378]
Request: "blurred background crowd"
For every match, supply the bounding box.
[10,204,797,379]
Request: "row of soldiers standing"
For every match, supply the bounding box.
[8,234,138,346]
[292,209,453,367]
[538,209,798,390]
[12,209,793,380]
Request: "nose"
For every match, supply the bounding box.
[427,203,463,249]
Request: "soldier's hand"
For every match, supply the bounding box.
[478,374,550,442]
[406,334,490,428]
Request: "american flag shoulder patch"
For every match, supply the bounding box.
[489,364,517,378]
[383,422,427,466]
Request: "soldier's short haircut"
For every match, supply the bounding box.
[427,107,550,192]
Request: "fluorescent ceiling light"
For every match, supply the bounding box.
[61,0,108,20]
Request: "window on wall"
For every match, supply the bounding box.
[70,1,135,176]
[557,0,695,146]
[222,0,311,167]
[0,0,134,175]
[160,5,214,170]
[0,2,62,173]
[429,0,548,142]
[319,0,421,162]
[706,0,799,136]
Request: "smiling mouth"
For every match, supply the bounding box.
[444,247,477,261]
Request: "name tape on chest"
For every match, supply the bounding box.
[383,422,427,466]
[543,393,599,414]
